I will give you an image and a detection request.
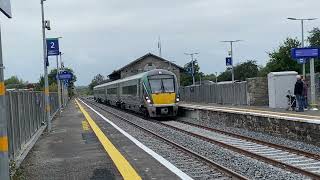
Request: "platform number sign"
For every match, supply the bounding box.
[226,57,232,66]
[46,38,60,56]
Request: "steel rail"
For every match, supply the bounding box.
[179,121,320,160]
[81,98,248,180]
[156,121,320,179]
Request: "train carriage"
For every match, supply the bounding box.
[93,69,179,117]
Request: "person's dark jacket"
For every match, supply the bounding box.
[294,80,303,96]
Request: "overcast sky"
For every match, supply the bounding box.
[1,0,319,85]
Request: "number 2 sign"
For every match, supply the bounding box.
[46,38,60,56]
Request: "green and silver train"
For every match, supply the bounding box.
[93,69,179,117]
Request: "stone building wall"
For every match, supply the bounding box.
[246,77,269,106]
[120,56,181,84]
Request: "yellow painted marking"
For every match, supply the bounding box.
[75,99,141,180]
[152,93,176,104]
[0,136,8,152]
[46,104,51,112]
[44,87,49,95]
[0,82,5,96]
[82,120,90,131]
[183,103,320,119]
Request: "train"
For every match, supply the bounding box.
[93,69,179,118]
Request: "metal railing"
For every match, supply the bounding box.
[179,82,248,105]
[5,91,60,162]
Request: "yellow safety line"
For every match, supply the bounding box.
[0,82,5,96]
[183,103,320,119]
[82,120,90,131]
[75,99,141,180]
[0,136,8,152]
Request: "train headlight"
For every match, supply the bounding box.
[147,99,151,103]
[176,98,180,102]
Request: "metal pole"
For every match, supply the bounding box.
[230,42,235,82]
[191,54,195,85]
[56,55,61,114]
[301,20,306,78]
[0,23,10,180]
[59,53,64,107]
[41,0,51,131]
[215,72,218,83]
[310,58,318,110]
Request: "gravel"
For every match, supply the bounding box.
[85,99,309,180]
[177,116,320,156]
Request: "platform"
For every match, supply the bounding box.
[178,102,320,146]
[18,99,181,180]
[179,102,320,124]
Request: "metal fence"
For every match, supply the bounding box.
[5,91,59,161]
[179,82,248,105]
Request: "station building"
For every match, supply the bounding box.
[108,53,184,84]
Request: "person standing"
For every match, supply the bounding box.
[294,75,304,112]
[302,78,308,110]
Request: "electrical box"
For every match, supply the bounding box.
[268,71,298,108]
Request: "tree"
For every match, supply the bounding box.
[263,38,301,75]
[5,76,25,89]
[234,60,259,81]
[217,70,232,82]
[308,27,320,72]
[180,60,202,86]
[202,73,217,82]
[35,67,77,96]
[88,74,104,94]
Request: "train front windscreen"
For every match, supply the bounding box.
[148,75,176,104]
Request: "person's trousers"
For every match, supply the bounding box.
[296,95,304,112]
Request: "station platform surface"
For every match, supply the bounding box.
[179,102,320,124]
[19,99,181,180]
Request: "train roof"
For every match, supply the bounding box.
[94,69,175,89]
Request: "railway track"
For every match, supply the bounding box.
[81,98,247,180]
[158,120,320,179]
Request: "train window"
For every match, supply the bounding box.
[162,79,175,93]
[122,85,137,96]
[107,88,117,95]
[149,79,162,93]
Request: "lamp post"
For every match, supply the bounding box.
[41,0,52,131]
[215,72,218,83]
[288,17,318,110]
[287,17,317,78]
[221,40,242,82]
[55,37,62,115]
[185,52,199,85]
[59,52,66,107]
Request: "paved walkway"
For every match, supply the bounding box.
[18,99,181,180]
[19,100,122,180]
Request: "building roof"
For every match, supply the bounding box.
[108,53,184,77]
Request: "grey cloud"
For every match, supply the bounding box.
[1,0,319,85]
